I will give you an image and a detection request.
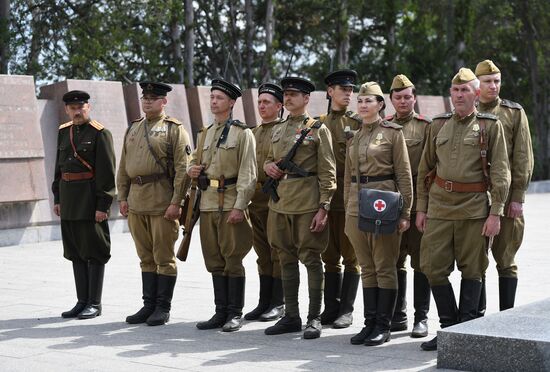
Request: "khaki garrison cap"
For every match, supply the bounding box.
[358,81,384,98]
[452,68,477,85]
[390,74,414,91]
[475,60,501,76]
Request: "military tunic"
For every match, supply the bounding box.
[386,111,431,272]
[189,118,257,277]
[52,120,116,264]
[343,119,413,289]
[265,113,337,317]
[478,98,533,278]
[117,112,191,276]
[249,118,283,278]
[319,110,361,274]
[416,111,510,285]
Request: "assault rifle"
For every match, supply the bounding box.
[262,127,312,202]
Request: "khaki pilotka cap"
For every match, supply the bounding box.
[452,68,477,84]
[358,81,386,110]
[390,74,414,91]
[475,60,501,76]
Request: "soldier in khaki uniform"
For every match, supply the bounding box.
[188,79,257,332]
[344,82,413,346]
[386,74,432,337]
[416,68,510,351]
[475,60,534,313]
[264,77,336,339]
[117,82,191,326]
[317,70,362,329]
[53,90,116,320]
[244,83,285,322]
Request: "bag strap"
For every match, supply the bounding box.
[478,119,491,188]
[143,119,168,175]
[69,125,94,172]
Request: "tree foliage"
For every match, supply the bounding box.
[6,0,550,178]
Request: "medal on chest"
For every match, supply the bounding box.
[472,123,480,137]
[374,132,383,145]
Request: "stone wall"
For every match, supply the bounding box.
[0,75,453,247]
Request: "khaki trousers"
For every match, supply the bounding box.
[128,213,178,276]
[322,210,360,273]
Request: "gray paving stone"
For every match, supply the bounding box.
[0,193,549,371]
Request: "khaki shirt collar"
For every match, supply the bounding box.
[478,97,500,111]
[393,110,415,124]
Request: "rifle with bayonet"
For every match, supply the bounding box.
[261,127,312,202]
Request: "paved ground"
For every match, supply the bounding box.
[1,193,548,372]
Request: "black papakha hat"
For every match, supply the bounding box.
[258,82,283,103]
[139,82,173,96]
[62,90,90,104]
[280,77,315,94]
[211,78,242,99]
[324,69,358,87]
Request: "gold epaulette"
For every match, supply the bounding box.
[58,121,73,129]
[89,120,105,131]
[164,116,182,125]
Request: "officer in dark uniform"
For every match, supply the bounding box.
[52,90,116,319]
[318,70,362,329]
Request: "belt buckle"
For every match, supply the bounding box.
[444,180,453,192]
[210,179,219,188]
[135,176,143,185]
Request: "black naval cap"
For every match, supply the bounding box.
[324,69,358,87]
[280,76,315,94]
[211,78,242,99]
[62,90,90,104]
[258,82,283,103]
[139,81,172,96]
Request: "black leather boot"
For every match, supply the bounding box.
[420,283,458,351]
[411,271,430,338]
[477,276,486,317]
[351,287,377,345]
[320,272,342,325]
[197,275,228,330]
[459,279,483,323]
[365,288,396,346]
[265,315,302,335]
[223,276,246,332]
[499,277,518,311]
[78,263,104,319]
[244,275,272,320]
[391,271,408,331]
[146,274,177,326]
[126,272,158,324]
[333,272,360,328]
[259,277,285,321]
[62,260,89,318]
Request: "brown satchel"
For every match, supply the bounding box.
[176,128,208,261]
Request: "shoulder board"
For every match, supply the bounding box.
[317,114,327,122]
[381,120,402,130]
[58,121,73,130]
[131,117,144,123]
[164,116,182,125]
[89,120,105,131]
[432,112,453,120]
[384,114,394,121]
[304,117,323,129]
[500,99,522,110]
[414,113,432,123]
[476,112,498,120]
[230,119,249,129]
[345,111,362,123]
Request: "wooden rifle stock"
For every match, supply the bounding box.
[177,181,200,261]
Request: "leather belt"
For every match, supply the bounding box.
[131,173,167,185]
[351,174,394,183]
[283,172,317,180]
[434,175,488,193]
[62,172,94,181]
[208,177,237,188]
